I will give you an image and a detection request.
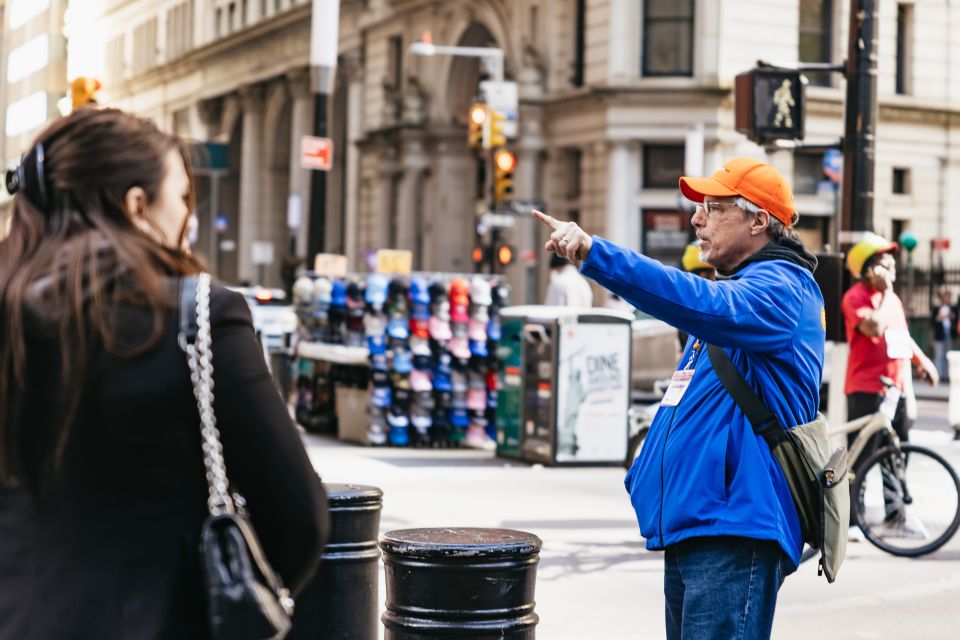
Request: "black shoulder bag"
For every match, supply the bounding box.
[707,344,850,583]
[180,274,295,639]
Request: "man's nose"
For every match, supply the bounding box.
[691,206,705,227]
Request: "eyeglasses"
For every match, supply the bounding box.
[698,200,741,217]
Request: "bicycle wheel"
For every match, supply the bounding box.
[852,443,960,557]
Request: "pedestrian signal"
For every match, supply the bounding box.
[468,103,488,149]
[493,149,516,202]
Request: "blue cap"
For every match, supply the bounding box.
[370,353,388,372]
[433,366,452,392]
[410,277,430,305]
[366,274,389,306]
[487,319,501,342]
[393,348,414,373]
[449,408,469,427]
[331,280,347,307]
[411,303,431,320]
[371,386,392,408]
[387,317,410,340]
[469,339,488,357]
[367,335,387,355]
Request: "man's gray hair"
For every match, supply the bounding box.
[735,196,800,240]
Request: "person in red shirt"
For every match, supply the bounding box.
[843,233,938,459]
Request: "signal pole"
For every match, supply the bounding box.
[840,0,879,237]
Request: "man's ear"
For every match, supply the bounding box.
[123,186,147,220]
[751,210,771,236]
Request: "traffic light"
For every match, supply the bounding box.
[496,244,514,266]
[493,149,516,202]
[489,109,507,148]
[71,77,102,110]
[471,245,488,265]
[468,103,488,149]
[734,68,804,144]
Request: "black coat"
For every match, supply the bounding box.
[0,282,328,639]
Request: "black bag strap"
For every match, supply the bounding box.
[706,344,787,447]
[178,275,199,351]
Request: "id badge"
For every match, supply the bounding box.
[660,369,694,407]
[884,328,912,359]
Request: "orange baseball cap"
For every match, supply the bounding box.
[679,157,796,227]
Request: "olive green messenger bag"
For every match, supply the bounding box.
[708,345,850,582]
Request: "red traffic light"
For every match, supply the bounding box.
[471,246,486,264]
[497,245,514,266]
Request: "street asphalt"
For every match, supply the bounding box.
[304,395,960,639]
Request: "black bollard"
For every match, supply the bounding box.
[287,483,382,640]
[380,527,542,639]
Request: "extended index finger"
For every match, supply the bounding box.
[532,209,561,231]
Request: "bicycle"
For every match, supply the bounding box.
[832,380,960,558]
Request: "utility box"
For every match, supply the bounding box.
[508,307,632,466]
[495,307,528,459]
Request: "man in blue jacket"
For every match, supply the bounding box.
[534,157,824,640]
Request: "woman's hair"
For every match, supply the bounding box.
[0,108,204,485]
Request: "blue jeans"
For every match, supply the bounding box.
[664,536,790,640]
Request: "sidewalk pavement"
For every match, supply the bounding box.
[914,379,950,401]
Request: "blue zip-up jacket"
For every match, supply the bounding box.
[581,236,824,568]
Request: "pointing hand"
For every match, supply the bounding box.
[532,209,593,262]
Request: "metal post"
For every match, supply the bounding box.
[841,0,880,235]
[308,94,328,259]
[380,528,541,639]
[287,483,383,640]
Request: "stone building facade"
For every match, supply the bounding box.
[89,0,959,301]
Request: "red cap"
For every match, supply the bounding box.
[679,157,796,227]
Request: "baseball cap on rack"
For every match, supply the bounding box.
[451,369,468,393]
[429,280,448,300]
[467,387,487,411]
[411,303,431,321]
[491,283,509,307]
[429,317,452,342]
[410,277,430,305]
[366,274,390,307]
[392,348,414,374]
[469,339,488,358]
[331,280,347,307]
[450,278,470,306]
[387,316,410,340]
[413,354,431,372]
[413,389,434,409]
[449,408,469,428]
[410,407,432,433]
[679,157,797,227]
[393,386,412,409]
[433,299,451,322]
[388,278,409,302]
[410,368,433,392]
[371,386,392,408]
[367,334,387,355]
[469,276,493,306]
[470,305,489,323]
[370,352,388,372]
[410,317,430,339]
[371,369,389,388]
[346,281,365,307]
[313,277,333,306]
[432,363,452,392]
[450,335,471,359]
[468,318,487,342]
[451,304,469,324]
[486,317,501,342]
[364,312,386,337]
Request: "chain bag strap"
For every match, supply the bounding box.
[180,273,294,640]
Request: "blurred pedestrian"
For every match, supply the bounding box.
[534,156,824,640]
[544,252,594,307]
[0,108,328,638]
[930,288,956,382]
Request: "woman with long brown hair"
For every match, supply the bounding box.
[0,108,328,638]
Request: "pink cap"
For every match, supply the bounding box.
[410,369,433,392]
[449,335,471,359]
[468,318,487,342]
[451,303,469,324]
[429,317,452,341]
[467,387,487,411]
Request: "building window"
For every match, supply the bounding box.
[642,0,694,77]
[892,167,910,194]
[799,0,832,87]
[896,4,912,95]
[388,35,403,91]
[132,17,159,75]
[794,151,824,195]
[6,34,49,84]
[5,91,48,137]
[643,210,689,263]
[106,34,126,81]
[643,145,685,189]
[8,0,50,30]
[572,0,585,86]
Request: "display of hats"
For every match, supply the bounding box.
[366,274,389,307]
[410,368,432,392]
[364,313,386,337]
[449,408,469,428]
[469,276,493,306]
[367,335,387,355]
